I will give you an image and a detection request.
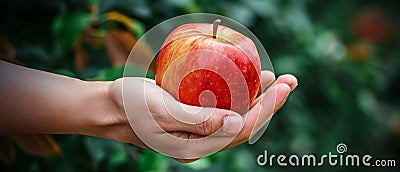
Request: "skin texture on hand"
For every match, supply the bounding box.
[0,61,109,134]
[107,71,297,161]
[0,60,297,163]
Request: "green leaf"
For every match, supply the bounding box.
[124,65,155,79]
[84,137,124,170]
[138,149,168,172]
[183,158,211,170]
[132,19,146,38]
[97,65,125,81]
[52,10,92,52]
[108,149,128,171]
[53,69,77,78]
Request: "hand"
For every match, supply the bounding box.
[107,77,243,158]
[104,71,297,162]
[0,61,297,163]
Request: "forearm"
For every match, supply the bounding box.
[0,61,119,135]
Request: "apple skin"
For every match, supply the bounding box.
[155,23,261,114]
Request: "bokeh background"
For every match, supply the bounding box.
[1,0,399,171]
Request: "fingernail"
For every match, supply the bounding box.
[223,115,243,134]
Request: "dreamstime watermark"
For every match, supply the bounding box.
[257,143,396,167]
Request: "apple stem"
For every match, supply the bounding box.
[212,19,221,39]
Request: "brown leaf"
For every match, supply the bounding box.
[0,34,23,66]
[105,30,138,67]
[0,34,15,59]
[105,30,156,73]
[10,134,62,157]
[346,43,371,61]
[74,43,90,71]
[0,135,15,165]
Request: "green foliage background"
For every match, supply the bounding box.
[1,0,399,171]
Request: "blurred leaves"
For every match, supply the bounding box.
[9,135,62,157]
[346,43,372,61]
[84,137,127,170]
[183,158,211,170]
[308,31,346,62]
[104,30,138,66]
[1,0,400,171]
[223,2,256,27]
[0,34,23,66]
[74,43,90,71]
[138,149,168,172]
[99,0,152,19]
[351,9,392,44]
[0,35,15,60]
[52,10,92,52]
[104,11,146,37]
[0,134,62,165]
[90,65,125,81]
[53,69,77,78]
[0,136,14,165]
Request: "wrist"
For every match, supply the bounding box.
[77,81,125,136]
[78,80,139,145]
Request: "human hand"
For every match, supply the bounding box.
[0,61,296,163]
[102,71,297,162]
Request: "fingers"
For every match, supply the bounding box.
[254,73,297,106]
[275,74,298,91]
[253,71,275,106]
[174,107,243,136]
[222,74,297,150]
[154,123,245,159]
[272,74,297,112]
[246,84,291,142]
[133,78,245,159]
[260,70,276,92]
[146,89,245,159]
[248,74,297,138]
[139,79,244,159]
[156,90,243,136]
[119,74,297,160]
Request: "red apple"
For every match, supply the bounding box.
[155,20,261,114]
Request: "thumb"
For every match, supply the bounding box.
[162,93,243,136]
